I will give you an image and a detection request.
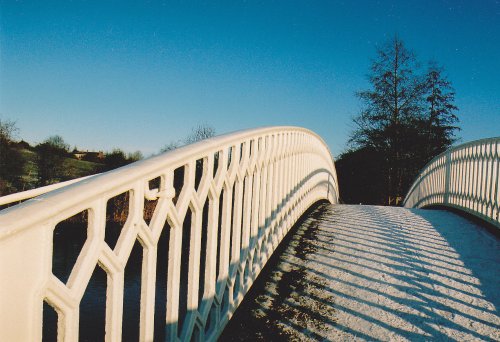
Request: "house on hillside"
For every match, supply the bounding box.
[73,150,105,163]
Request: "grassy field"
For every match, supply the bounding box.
[63,157,101,179]
[17,148,101,191]
[19,149,38,190]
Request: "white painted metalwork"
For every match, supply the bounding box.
[0,126,338,341]
[404,137,500,228]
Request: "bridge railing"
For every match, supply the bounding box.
[403,137,500,228]
[0,126,338,341]
[0,175,98,207]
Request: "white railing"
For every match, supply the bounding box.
[0,126,338,341]
[404,137,500,228]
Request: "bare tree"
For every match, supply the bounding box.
[0,119,25,195]
[161,124,216,153]
[0,119,19,142]
[127,150,144,162]
[184,124,216,144]
[160,141,181,153]
[45,135,70,152]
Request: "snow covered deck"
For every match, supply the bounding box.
[223,203,500,341]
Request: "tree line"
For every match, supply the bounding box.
[336,37,459,205]
[0,121,215,196]
[0,124,143,195]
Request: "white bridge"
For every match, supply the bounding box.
[0,127,498,341]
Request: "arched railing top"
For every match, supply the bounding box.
[0,126,337,235]
[403,137,500,229]
[0,126,338,341]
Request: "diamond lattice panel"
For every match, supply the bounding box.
[0,127,339,341]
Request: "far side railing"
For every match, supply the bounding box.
[0,126,338,341]
[403,137,500,228]
[0,175,98,207]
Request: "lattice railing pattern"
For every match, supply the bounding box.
[0,126,338,341]
[404,137,500,228]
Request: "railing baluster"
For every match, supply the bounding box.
[404,137,500,229]
[0,127,338,341]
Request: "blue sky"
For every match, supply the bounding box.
[0,0,498,157]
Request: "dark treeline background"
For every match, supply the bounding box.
[336,37,460,205]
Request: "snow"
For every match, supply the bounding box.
[222,203,500,341]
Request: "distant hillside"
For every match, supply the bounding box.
[17,148,102,192]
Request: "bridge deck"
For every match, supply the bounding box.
[222,203,500,341]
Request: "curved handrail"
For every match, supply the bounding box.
[0,126,339,341]
[403,137,500,229]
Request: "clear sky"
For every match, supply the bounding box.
[0,0,498,157]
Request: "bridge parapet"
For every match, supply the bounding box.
[0,126,338,341]
[404,137,500,228]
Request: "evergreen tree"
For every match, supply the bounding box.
[351,37,425,203]
[423,62,459,160]
[347,37,459,205]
